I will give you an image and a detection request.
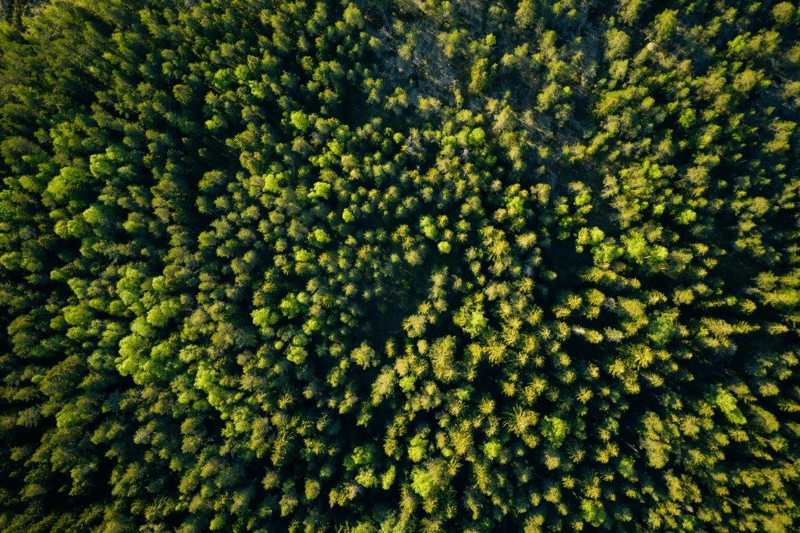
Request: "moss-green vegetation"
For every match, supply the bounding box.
[1,0,799,531]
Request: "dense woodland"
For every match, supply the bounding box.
[1,0,799,531]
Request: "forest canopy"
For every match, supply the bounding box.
[1,0,799,531]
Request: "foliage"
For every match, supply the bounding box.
[1,0,799,531]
